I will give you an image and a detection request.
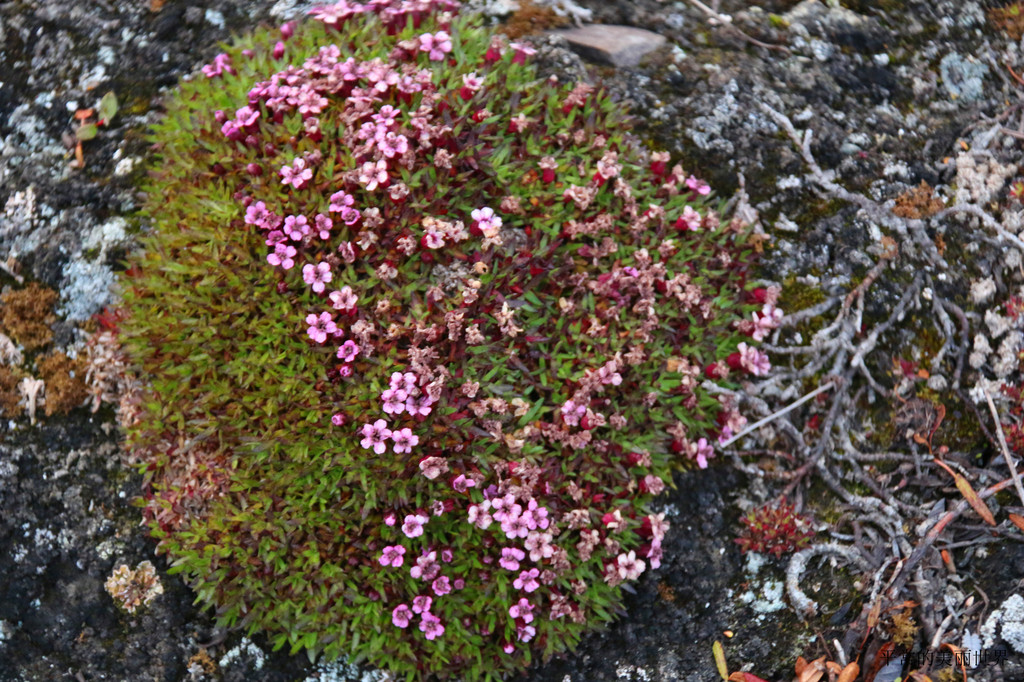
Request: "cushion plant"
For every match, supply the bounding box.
[120,0,772,678]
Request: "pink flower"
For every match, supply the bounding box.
[410,551,439,580]
[644,474,666,494]
[499,547,525,571]
[302,262,332,293]
[267,243,297,270]
[616,550,646,581]
[686,174,711,195]
[390,372,418,392]
[329,285,358,310]
[405,393,435,417]
[509,597,534,623]
[467,503,492,530]
[384,512,397,527]
[283,214,310,241]
[560,400,586,426]
[391,427,419,454]
[677,205,702,231]
[382,388,408,415]
[412,595,432,614]
[513,568,540,592]
[516,624,536,642]
[693,437,714,469]
[392,604,412,628]
[418,31,452,61]
[331,413,345,426]
[431,576,451,596]
[471,206,502,234]
[419,612,444,640]
[524,531,553,562]
[360,419,393,454]
[235,105,259,127]
[379,132,409,158]
[280,157,313,189]
[423,229,445,249]
[452,474,476,493]
[402,514,428,538]
[305,312,337,344]
[379,545,406,568]
[314,213,333,240]
[336,340,360,362]
[752,304,783,342]
[418,456,448,480]
[359,159,389,191]
[738,342,771,376]
[202,53,233,78]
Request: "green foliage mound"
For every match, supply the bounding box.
[121,1,768,678]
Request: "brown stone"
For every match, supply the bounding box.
[551,24,668,68]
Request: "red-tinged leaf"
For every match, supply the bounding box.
[837,662,860,682]
[1009,512,1024,533]
[728,673,771,682]
[953,473,996,525]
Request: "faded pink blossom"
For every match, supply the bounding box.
[402,514,429,539]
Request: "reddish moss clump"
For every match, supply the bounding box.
[735,501,815,558]
[0,282,58,351]
[37,351,88,416]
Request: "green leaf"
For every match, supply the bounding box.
[98,91,118,124]
[76,123,98,141]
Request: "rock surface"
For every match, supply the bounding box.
[551,24,667,67]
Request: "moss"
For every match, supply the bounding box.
[0,365,24,418]
[120,3,762,678]
[500,0,569,39]
[37,351,88,416]
[0,282,58,351]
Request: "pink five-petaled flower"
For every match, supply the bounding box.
[418,31,452,61]
[331,413,345,426]
[305,312,337,344]
[509,597,534,623]
[329,285,358,311]
[513,568,540,592]
[359,159,388,191]
[752,304,783,342]
[202,53,233,78]
[499,547,525,571]
[431,576,451,596]
[280,157,313,189]
[677,205,702,231]
[382,388,408,415]
[411,595,432,614]
[391,427,419,454]
[360,419,392,455]
[283,214,310,241]
[267,243,297,270]
[379,545,406,568]
[420,612,445,640]
[314,213,333,240]
[302,262,332,293]
[336,340,360,363]
[471,207,502,234]
[616,550,646,581]
[402,514,429,538]
[392,604,413,628]
[390,371,418,392]
[738,342,771,376]
[516,624,536,642]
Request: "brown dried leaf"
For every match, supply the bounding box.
[953,473,996,525]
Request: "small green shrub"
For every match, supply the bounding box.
[121,1,774,678]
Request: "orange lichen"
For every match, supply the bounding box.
[0,282,58,351]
